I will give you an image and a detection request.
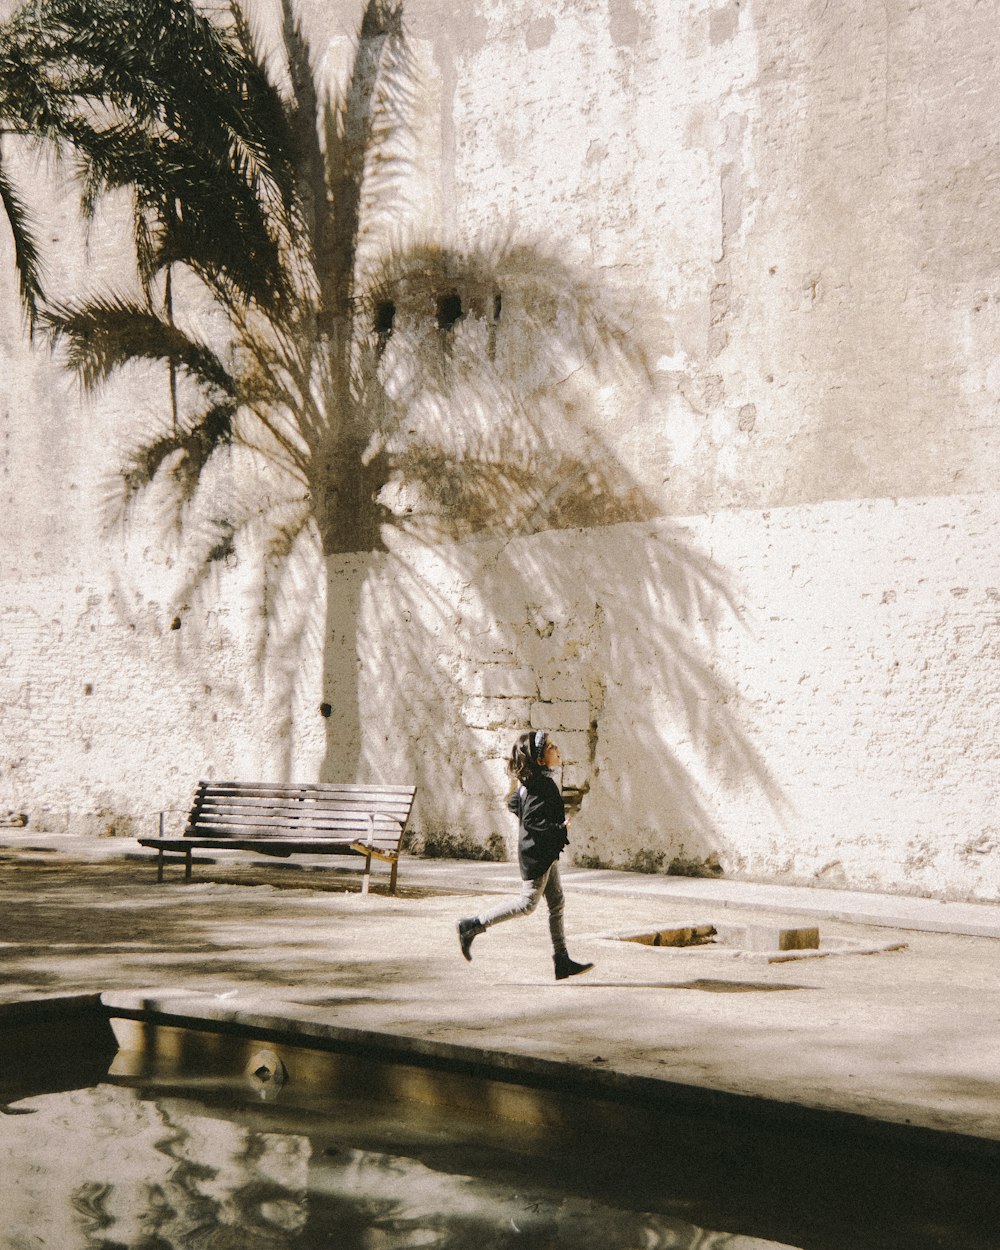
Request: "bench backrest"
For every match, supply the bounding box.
[185,781,416,852]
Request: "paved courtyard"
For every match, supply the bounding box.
[2,833,999,1144]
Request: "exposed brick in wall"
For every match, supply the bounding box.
[322,493,1000,901]
[0,574,271,837]
[1,485,996,900]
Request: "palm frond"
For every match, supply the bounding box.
[354,0,419,223]
[278,0,325,259]
[54,114,291,307]
[121,398,235,501]
[43,295,237,395]
[225,0,302,220]
[0,0,301,308]
[131,195,158,300]
[364,234,655,388]
[0,148,43,328]
[316,0,415,323]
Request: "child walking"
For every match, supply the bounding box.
[457,731,594,981]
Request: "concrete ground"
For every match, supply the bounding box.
[2,833,999,1144]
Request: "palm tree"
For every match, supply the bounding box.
[0,1,654,640]
[0,0,658,532]
[0,0,300,422]
[0,0,777,851]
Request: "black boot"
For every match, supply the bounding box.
[457,917,485,961]
[554,952,594,981]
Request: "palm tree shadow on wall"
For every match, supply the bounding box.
[326,231,787,867]
[0,0,785,867]
[296,3,785,866]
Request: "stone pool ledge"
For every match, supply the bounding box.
[96,987,1000,1165]
[2,850,999,1150]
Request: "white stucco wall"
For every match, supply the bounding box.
[431,0,1000,511]
[1,0,998,899]
[5,492,995,897]
[324,493,999,900]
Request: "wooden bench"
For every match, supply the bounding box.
[137,780,417,894]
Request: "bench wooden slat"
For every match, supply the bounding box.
[193,785,412,795]
[184,827,401,850]
[194,801,413,816]
[193,798,413,816]
[187,819,403,834]
[193,800,412,820]
[185,815,405,835]
[141,780,416,891]
[197,783,415,799]
[201,780,415,790]
[139,837,399,857]
[195,790,407,800]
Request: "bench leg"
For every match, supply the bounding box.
[184,848,193,883]
[156,848,164,884]
[389,857,398,895]
[361,852,372,896]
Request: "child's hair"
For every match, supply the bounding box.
[508,730,547,784]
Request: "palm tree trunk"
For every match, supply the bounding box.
[318,549,367,782]
[164,263,179,435]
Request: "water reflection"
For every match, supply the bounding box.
[1,1015,998,1250]
[3,1082,796,1250]
[64,1098,311,1249]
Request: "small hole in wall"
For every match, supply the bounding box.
[207,535,235,564]
[83,683,93,695]
[493,291,502,321]
[319,703,332,718]
[170,617,181,631]
[375,300,395,336]
[436,291,462,330]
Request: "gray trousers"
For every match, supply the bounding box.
[475,862,567,955]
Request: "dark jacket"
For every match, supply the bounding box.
[507,771,569,880]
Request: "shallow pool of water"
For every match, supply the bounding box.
[0,1006,997,1250]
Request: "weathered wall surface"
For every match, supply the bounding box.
[326,493,999,901]
[433,0,1000,512]
[0,567,272,836]
[1,0,998,898]
[5,491,996,897]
